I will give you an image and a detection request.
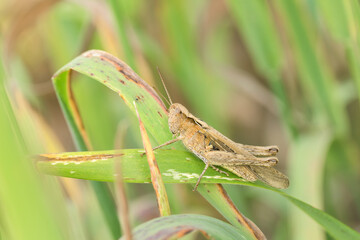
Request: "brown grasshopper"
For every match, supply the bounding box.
[152,73,289,191]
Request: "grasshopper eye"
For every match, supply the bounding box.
[173,108,181,115]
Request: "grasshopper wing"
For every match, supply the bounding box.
[197,123,289,189]
[196,124,259,181]
[249,166,289,189]
[190,116,289,188]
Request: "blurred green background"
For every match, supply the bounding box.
[1,0,360,239]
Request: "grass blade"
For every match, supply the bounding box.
[52,52,122,239]
[91,182,121,239]
[134,102,171,216]
[276,191,360,240]
[123,214,254,240]
[226,0,296,137]
[37,149,258,185]
[288,131,332,239]
[161,1,227,127]
[37,148,360,239]
[276,0,348,136]
[0,69,64,240]
[198,184,265,240]
[114,125,132,240]
[107,0,137,70]
[316,0,360,113]
[52,50,172,145]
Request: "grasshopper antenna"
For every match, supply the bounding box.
[157,67,173,105]
[153,86,171,106]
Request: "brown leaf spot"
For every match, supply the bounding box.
[82,50,167,112]
[135,96,143,102]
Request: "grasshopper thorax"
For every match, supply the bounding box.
[168,103,191,134]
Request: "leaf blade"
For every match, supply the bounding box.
[124,214,255,240]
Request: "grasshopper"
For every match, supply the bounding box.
[152,73,289,191]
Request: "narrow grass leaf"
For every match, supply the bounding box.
[53,51,122,239]
[276,0,349,136]
[0,69,64,240]
[197,184,265,240]
[226,0,296,137]
[113,126,132,240]
[288,131,332,240]
[37,149,259,186]
[106,0,137,70]
[161,1,227,127]
[316,0,360,111]
[134,101,171,216]
[276,190,360,240]
[52,50,172,146]
[122,214,254,240]
[38,149,360,239]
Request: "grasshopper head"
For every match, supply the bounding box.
[168,103,189,134]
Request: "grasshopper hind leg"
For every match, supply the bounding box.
[210,165,229,176]
[192,152,229,191]
[193,163,209,191]
[239,144,279,157]
[193,165,230,191]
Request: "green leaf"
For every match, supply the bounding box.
[316,0,360,115]
[226,0,282,74]
[161,1,227,127]
[37,149,257,186]
[52,50,172,147]
[226,0,296,138]
[107,0,137,70]
[287,131,332,240]
[0,59,64,240]
[48,50,360,240]
[276,0,349,136]
[53,51,125,239]
[38,149,360,239]
[197,184,265,239]
[277,191,360,240]
[122,214,255,240]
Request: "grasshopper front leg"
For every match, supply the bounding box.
[141,137,182,156]
[152,137,182,151]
